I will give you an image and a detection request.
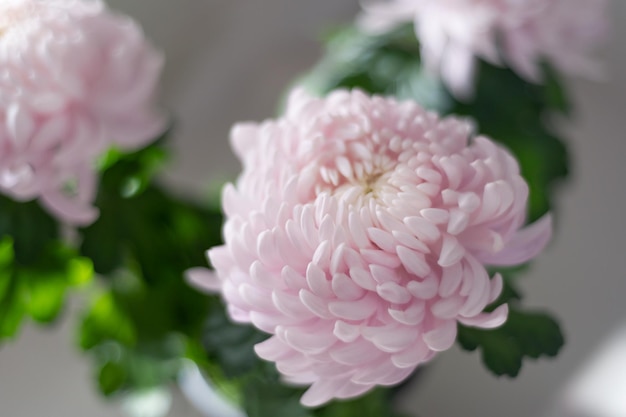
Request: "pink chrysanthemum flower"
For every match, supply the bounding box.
[359,0,609,97]
[201,89,552,407]
[0,0,165,224]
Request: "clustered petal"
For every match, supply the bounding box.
[204,89,552,406]
[359,0,609,97]
[0,0,165,224]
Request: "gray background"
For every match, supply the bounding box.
[0,1,625,416]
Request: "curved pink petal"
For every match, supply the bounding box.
[185,267,222,293]
[478,214,552,267]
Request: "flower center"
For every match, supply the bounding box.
[327,163,400,209]
[362,171,383,195]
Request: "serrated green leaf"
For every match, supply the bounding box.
[457,307,564,377]
[457,326,523,376]
[505,309,564,358]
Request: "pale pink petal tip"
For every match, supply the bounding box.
[479,214,553,266]
[185,267,222,293]
[0,0,165,225]
[459,304,509,329]
[208,88,553,406]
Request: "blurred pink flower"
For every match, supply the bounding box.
[203,89,551,407]
[0,0,165,224]
[359,0,609,97]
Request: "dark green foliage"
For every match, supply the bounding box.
[77,142,224,397]
[202,301,268,379]
[0,236,92,339]
[0,195,58,265]
[79,291,137,350]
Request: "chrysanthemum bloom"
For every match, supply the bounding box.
[359,0,609,97]
[203,89,552,406]
[0,0,164,224]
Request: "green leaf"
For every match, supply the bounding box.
[99,361,129,396]
[0,240,90,335]
[79,292,137,350]
[21,268,67,323]
[299,25,451,113]
[0,237,13,269]
[78,142,224,396]
[0,237,14,301]
[68,257,94,286]
[20,244,93,324]
[457,307,565,377]
[81,144,223,277]
[0,274,26,339]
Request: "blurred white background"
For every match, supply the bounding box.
[0,1,625,416]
